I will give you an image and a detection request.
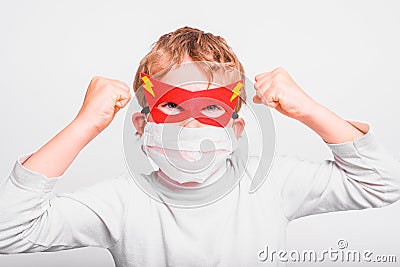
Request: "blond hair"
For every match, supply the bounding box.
[133,26,246,112]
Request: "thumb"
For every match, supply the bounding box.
[116,91,132,108]
[266,101,279,108]
[264,88,281,108]
[252,95,263,104]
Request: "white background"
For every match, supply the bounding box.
[1,0,400,266]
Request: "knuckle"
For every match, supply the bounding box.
[91,76,101,82]
[91,76,106,87]
[273,67,287,76]
[123,84,131,91]
[255,72,266,80]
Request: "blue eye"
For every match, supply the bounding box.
[161,102,184,110]
[204,105,221,111]
[157,102,184,115]
[166,102,177,108]
[200,104,225,118]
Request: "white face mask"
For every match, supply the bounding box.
[141,122,239,184]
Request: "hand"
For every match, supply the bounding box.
[253,67,318,121]
[76,76,131,133]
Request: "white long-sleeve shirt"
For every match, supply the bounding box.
[1,123,400,266]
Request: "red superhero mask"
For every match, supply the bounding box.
[140,73,243,127]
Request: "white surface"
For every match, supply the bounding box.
[1,0,399,266]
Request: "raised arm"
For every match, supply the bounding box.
[22,76,131,178]
[0,76,132,253]
[253,67,364,144]
[253,67,400,220]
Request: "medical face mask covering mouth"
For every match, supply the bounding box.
[141,122,239,185]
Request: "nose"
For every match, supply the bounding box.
[182,118,206,128]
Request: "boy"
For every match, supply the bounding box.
[1,26,400,266]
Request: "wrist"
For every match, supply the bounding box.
[71,115,101,141]
[297,100,325,124]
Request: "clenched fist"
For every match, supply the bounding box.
[253,67,318,121]
[76,76,132,133]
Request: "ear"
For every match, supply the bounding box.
[132,112,146,136]
[232,118,245,139]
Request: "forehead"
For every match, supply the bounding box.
[158,62,241,92]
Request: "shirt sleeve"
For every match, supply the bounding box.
[274,121,400,221]
[0,154,130,254]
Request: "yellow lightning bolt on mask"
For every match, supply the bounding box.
[141,76,155,97]
[230,82,243,102]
